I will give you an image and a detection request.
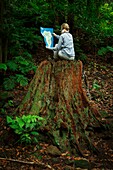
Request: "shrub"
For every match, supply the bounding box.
[3,74,29,90]
[0,64,7,71]
[98,46,113,56]
[6,55,37,74]
[3,55,37,90]
[7,115,46,144]
[3,76,16,90]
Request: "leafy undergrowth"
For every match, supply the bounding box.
[0,54,113,169]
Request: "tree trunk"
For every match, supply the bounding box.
[0,0,3,63]
[0,38,2,63]
[3,38,8,63]
[16,60,102,156]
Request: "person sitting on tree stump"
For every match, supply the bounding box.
[46,23,75,60]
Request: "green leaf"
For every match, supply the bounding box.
[7,60,18,71]
[10,124,19,130]
[8,100,14,107]
[15,56,29,66]
[16,117,25,128]
[25,123,31,129]
[15,129,23,134]
[20,133,31,144]
[7,116,13,123]
[98,47,108,55]
[3,76,16,90]
[20,79,28,86]
[31,131,39,136]
[22,115,26,121]
[0,63,7,71]
[15,74,28,86]
[30,123,37,130]
[107,46,113,52]
[33,137,38,143]
[93,83,101,90]
[37,116,44,121]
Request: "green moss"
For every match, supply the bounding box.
[74,159,90,169]
[47,109,55,119]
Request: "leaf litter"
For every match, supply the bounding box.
[0,56,113,169]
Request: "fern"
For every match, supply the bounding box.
[98,46,113,56]
[107,46,113,52]
[15,56,29,66]
[7,115,45,144]
[15,74,28,86]
[6,60,18,71]
[0,63,7,71]
[98,47,107,55]
[15,56,36,74]
[23,51,32,59]
[3,74,28,90]
[3,76,16,90]
[2,54,36,90]
[19,62,36,74]
[6,55,36,74]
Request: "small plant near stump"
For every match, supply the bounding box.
[6,115,46,144]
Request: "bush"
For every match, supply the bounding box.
[7,115,46,144]
[3,74,29,90]
[99,2,113,37]
[0,64,7,71]
[3,55,37,90]
[6,55,36,74]
[98,46,113,56]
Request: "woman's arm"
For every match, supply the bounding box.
[55,36,63,50]
[46,34,63,50]
[53,33,60,39]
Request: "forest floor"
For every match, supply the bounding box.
[0,47,113,170]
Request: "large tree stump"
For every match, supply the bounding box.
[16,60,102,156]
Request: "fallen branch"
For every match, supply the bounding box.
[0,157,54,170]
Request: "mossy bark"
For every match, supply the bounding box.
[16,60,102,155]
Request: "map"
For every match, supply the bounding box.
[40,27,54,47]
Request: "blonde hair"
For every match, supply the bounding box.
[61,23,70,31]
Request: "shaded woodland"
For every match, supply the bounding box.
[0,0,113,169]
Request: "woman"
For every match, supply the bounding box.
[46,23,75,61]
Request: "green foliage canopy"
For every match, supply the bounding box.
[0,0,113,90]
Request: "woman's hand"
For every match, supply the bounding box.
[53,33,57,36]
[46,46,51,49]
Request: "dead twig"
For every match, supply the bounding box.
[0,157,54,170]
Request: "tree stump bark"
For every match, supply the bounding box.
[16,60,102,156]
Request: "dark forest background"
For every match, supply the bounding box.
[0,1,113,169]
[0,0,113,90]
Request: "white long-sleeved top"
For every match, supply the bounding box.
[50,32,75,58]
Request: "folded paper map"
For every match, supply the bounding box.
[40,27,54,47]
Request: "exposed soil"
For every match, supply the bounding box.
[0,47,113,169]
